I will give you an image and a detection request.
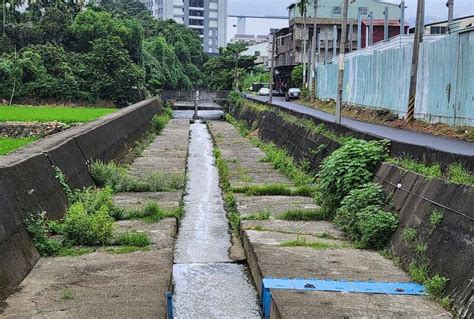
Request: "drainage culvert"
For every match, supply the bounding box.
[171,121,261,318]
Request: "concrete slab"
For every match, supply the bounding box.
[1,219,177,319]
[113,191,182,211]
[241,220,344,239]
[242,228,451,318]
[236,195,319,218]
[209,121,292,187]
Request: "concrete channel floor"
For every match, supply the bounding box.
[1,119,192,318]
[1,219,177,319]
[211,120,451,318]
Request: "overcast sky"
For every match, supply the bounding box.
[227,0,474,41]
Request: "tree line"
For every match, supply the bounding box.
[0,0,209,106]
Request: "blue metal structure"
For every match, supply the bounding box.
[316,29,474,126]
[165,291,174,319]
[261,277,426,319]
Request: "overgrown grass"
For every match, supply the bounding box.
[124,202,183,222]
[0,105,116,123]
[278,209,325,221]
[107,246,150,254]
[113,231,151,247]
[389,158,473,185]
[232,184,316,197]
[281,236,343,250]
[241,211,271,221]
[0,137,37,155]
[90,161,185,192]
[152,106,173,134]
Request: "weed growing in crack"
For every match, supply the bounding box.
[62,288,74,300]
[241,211,271,221]
[113,231,151,247]
[278,209,325,221]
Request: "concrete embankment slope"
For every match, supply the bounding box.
[230,104,473,317]
[1,117,189,318]
[0,98,162,301]
[210,120,450,318]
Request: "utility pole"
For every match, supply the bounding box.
[447,0,454,33]
[384,7,389,41]
[369,11,374,46]
[324,31,328,62]
[400,1,406,36]
[302,8,308,87]
[2,0,6,35]
[309,0,318,101]
[357,10,362,50]
[332,25,337,58]
[348,22,353,51]
[406,0,425,123]
[269,31,276,105]
[335,0,348,125]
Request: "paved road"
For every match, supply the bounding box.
[250,95,474,156]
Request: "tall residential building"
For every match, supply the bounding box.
[140,0,227,53]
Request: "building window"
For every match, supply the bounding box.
[255,51,261,56]
[189,18,204,26]
[189,9,204,16]
[189,0,204,7]
[430,26,448,34]
[332,6,342,15]
[358,7,368,16]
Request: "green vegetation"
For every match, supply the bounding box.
[355,206,398,249]
[389,158,473,185]
[240,68,270,92]
[152,107,173,134]
[241,212,271,221]
[1,0,208,106]
[0,137,36,155]
[278,209,325,221]
[107,246,150,254]
[62,288,74,300]
[232,184,315,197]
[0,105,115,123]
[113,231,150,247]
[123,202,182,223]
[447,163,474,185]
[388,157,442,179]
[402,228,417,243]
[63,203,114,246]
[90,161,185,193]
[430,210,444,230]
[24,212,62,257]
[317,139,389,217]
[281,236,343,250]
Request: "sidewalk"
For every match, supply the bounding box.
[250,96,474,157]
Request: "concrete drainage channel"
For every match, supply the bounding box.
[168,112,261,318]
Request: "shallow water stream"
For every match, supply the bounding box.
[172,121,261,318]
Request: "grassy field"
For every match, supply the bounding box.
[0,105,116,124]
[0,137,37,155]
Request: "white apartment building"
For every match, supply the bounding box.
[140,0,227,53]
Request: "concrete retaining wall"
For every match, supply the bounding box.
[245,97,474,173]
[0,98,162,300]
[375,163,474,317]
[231,103,473,317]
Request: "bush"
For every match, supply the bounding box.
[334,183,386,239]
[152,107,172,133]
[63,203,114,246]
[317,139,388,217]
[424,275,449,299]
[356,206,398,249]
[24,212,61,257]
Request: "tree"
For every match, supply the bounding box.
[203,42,256,91]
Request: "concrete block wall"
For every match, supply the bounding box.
[0,98,162,301]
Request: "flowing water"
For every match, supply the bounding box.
[172,121,261,318]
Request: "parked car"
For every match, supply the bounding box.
[258,87,270,96]
[285,88,301,101]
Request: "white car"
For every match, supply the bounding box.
[258,87,270,96]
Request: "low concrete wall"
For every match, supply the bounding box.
[161,89,230,102]
[0,98,162,300]
[231,103,473,317]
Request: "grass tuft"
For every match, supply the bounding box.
[278,209,325,221]
[113,230,151,247]
[281,236,341,250]
[57,247,95,257]
[232,184,315,197]
[241,211,271,221]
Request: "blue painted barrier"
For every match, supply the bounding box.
[165,291,174,319]
[261,278,426,319]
